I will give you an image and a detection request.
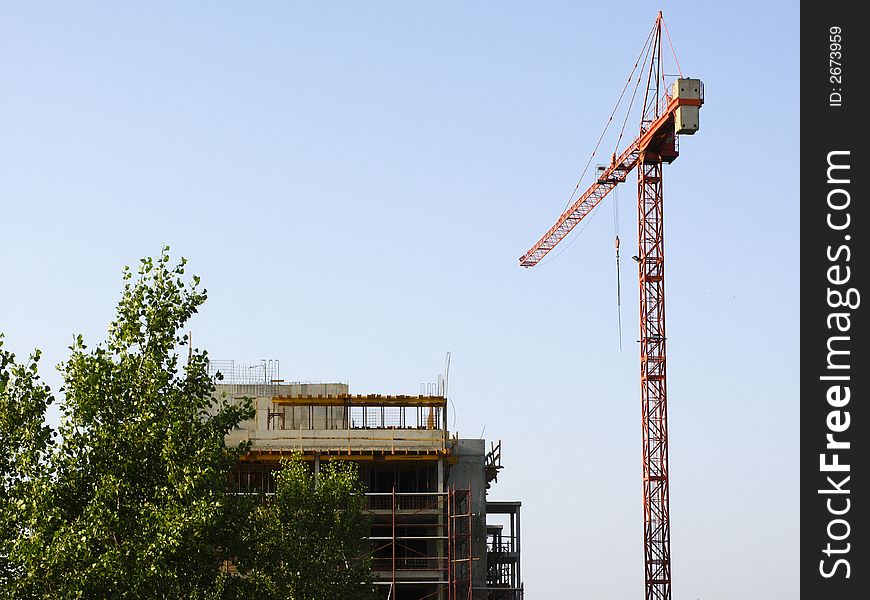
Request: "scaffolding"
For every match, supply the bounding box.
[366,486,472,600]
[229,467,474,600]
[484,441,503,488]
[447,486,473,600]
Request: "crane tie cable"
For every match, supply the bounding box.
[560,20,657,213]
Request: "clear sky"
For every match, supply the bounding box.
[1,1,799,598]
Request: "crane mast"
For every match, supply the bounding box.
[519,13,703,600]
[638,20,672,600]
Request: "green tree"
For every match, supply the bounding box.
[12,248,254,598]
[227,458,376,600]
[3,249,376,599]
[0,338,55,592]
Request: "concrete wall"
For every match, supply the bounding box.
[447,439,488,593]
[226,426,445,453]
[213,382,349,432]
[214,384,446,454]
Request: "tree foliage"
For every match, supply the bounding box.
[1,248,375,599]
[225,458,376,600]
[0,338,56,590]
[4,248,255,598]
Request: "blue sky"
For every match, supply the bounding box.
[1,2,799,598]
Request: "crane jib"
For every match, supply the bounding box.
[518,93,701,268]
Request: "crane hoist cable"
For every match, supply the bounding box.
[613,186,623,352]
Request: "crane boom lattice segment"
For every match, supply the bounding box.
[519,141,641,267]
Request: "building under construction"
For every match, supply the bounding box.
[213,360,523,600]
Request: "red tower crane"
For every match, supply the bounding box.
[519,13,703,600]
